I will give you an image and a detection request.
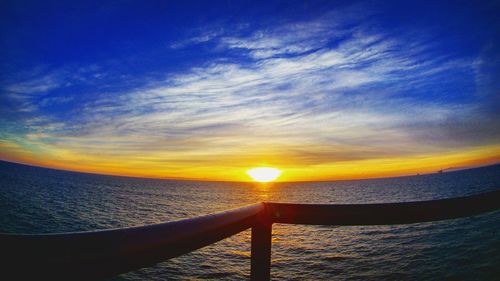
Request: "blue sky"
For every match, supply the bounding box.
[0,0,499,180]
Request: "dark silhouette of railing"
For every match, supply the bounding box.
[1,189,499,280]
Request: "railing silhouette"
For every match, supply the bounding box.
[1,189,499,280]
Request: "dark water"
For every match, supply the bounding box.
[1,160,499,280]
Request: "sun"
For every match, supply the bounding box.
[246,167,282,182]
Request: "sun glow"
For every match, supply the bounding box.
[246,167,282,182]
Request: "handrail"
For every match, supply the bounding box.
[267,189,500,225]
[0,203,266,280]
[1,189,499,281]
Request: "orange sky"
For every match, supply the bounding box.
[1,1,499,183]
[1,140,499,182]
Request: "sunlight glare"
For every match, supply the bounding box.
[246,167,282,182]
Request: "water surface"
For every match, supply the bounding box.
[1,161,499,280]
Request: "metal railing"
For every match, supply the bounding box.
[1,189,499,280]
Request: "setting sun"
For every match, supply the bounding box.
[246,167,282,182]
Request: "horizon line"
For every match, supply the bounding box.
[1,159,498,184]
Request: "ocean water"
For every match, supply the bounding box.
[0,160,499,280]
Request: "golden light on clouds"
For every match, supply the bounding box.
[1,1,499,184]
[1,141,499,182]
[246,167,282,182]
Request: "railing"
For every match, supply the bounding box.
[1,189,499,280]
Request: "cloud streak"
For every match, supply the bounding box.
[1,2,498,180]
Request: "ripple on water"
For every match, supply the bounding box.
[1,161,499,280]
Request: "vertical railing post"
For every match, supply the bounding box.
[250,218,272,280]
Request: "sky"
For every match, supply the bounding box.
[0,0,499,181]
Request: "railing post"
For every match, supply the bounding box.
[251,220,272,281]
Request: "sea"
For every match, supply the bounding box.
[1,160,499,280]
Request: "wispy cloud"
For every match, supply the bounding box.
[1,3,498,180]
[170,29,224,49]
[5,75,62,95]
